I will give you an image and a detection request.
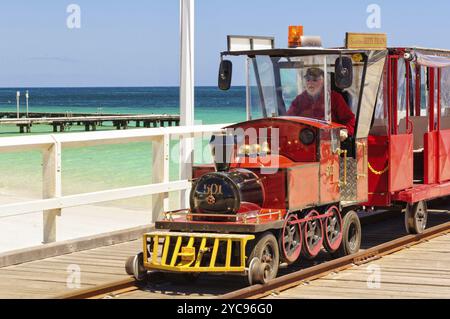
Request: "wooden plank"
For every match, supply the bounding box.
[313,279,450,294]
[331,268,450,281]
[345,267,450,277]
[0,270,122,284]
[52,254,130,261]
[0,235,142,298]
[5,264,126,275]
[272,285,447,299]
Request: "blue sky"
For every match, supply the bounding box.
[0,0,450,87]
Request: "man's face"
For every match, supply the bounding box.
[305,75,324,97]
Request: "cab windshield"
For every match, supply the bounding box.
[247,54,364,123]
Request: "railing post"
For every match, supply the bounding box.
[179,0,195,210]
[42,140,62,244]
[152,134,170,222]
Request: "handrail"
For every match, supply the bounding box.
[0,123,232,243]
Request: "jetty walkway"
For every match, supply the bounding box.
[0,112,180,133]
[0,210,448,299]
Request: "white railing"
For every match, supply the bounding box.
[0,124,230,243]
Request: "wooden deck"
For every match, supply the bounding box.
[0,211,447,299]
[0,240,141,298]
[267,233,450,299]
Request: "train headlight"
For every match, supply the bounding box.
[238,144,251,156]
[249,144,261,155]
[237,143,270,156]
[300,128,316,146]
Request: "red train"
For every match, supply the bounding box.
[126,33,450,284]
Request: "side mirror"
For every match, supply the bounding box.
[335,57,353,89]
[218,60,232,91]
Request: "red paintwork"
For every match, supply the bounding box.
[287,164,320,210]
[439,130,450,182]
[252,169,287,209]
[392,180,450,203]
[229,118,319,162]
[424,132,439,185]
[233,154,295,169]
[366,52,450,207]
[166,208,288,226]
[415,65,421,116]
[391,57,399,135]
[366,136,390,206]
[389,134,413,192]
[250,162,323,211]
[429,68,435,132]
[319,138,340,204]
[438,69,442,132]
[226,116,345,131]
[238,202,262,214]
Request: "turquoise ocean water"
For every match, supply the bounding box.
[0,87,246,208]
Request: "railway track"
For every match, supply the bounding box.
[221,221,450,299]
[56,211,450,299]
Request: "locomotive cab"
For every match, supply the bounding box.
[127,37,388,285]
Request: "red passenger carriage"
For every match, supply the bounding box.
[126,33,450,284]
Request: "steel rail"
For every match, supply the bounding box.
[220,221,450,299]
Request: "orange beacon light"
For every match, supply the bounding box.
[288,25,304,48]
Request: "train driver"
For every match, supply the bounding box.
[287,67,356,140]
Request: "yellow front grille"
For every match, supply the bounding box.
[142,232,255,273]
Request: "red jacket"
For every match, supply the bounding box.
[287,91,356,136]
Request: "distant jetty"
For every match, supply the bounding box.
[0,112,180,133]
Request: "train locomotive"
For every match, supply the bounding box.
[126,32,450,284]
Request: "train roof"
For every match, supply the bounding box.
[393,47,450,67]
[221,46,450,68]
[222,47,450,56]
[221,48,369,57]
[393,47,450,55]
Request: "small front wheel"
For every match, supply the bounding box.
[247,232,280,285]
[125,252,147,281]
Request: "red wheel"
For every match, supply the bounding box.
[302,210,323,259]
[280,214,302,264]
[323,206,343,253]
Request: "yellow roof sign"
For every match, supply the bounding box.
[345,33,387,50]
